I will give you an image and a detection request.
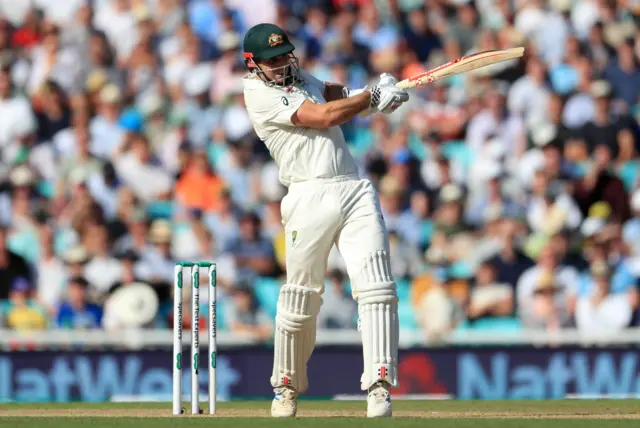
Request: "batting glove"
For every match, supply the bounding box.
[369,73,409,114]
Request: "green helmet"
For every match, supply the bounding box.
[243,23,300,87]
[243,23,295,61]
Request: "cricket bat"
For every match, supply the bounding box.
[395,47,525,89]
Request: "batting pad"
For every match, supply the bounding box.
[271,284,322,392]
[354,251,399,390]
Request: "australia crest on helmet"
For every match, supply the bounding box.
[268,33,284,47]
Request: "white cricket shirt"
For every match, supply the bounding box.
[243,69,358,187]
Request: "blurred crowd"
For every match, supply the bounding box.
[0,0,639,343]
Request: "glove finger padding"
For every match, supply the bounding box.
[377,87,409,114]
[378,73,398,86]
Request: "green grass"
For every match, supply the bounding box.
[2,400,639,428]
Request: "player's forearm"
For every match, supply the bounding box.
[322,91,371,127]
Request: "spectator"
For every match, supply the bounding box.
[224,283,272,341]
[224,212,276,281]
[489,218,535,290]
[90,84,125,158]
[114,133,173,203]
[0,226,33,300]
[56,276,103,329]
[83,222,121,296]
[318,269,356,329]
[521,270,573,330]
[175,150,225,212]
[204,187,240,252]
[467,261,514,323]
[2,277,48,330]
[517,245,578,319]
[137,219,175,284]
[35,222,66,312]
[603,40,640,106]
[575,261,635,332]
[378,175,420,245]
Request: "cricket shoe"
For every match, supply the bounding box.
[366,381,392,418]
[271,385,298,418]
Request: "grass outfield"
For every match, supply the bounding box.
[1,400,640,427]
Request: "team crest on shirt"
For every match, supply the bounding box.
[268,33,284,47]
[292,230,297,246]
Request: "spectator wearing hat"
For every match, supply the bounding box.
[378,175,420,246]
[224,282,272,341]
[575,261,636,332]
[56,276,103,329]
[90,84,125,158]
[580,80,634,156]
[517,245,578,319]
[521,269,573,330]
[184,63,220,148]
[1,277,48,330]
[434,183,468,238]
[137,219,175,284]
[211,30,241,103]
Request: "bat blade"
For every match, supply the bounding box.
[396,47,525,89]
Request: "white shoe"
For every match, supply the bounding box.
[271,386,298,418]
[367,381,392,418]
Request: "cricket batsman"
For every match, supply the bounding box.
[242,23,409,418]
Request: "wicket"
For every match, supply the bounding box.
[172,261,217,415]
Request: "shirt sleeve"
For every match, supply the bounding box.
[244,85,307,128]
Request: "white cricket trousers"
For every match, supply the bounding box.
[280,174,389,292]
